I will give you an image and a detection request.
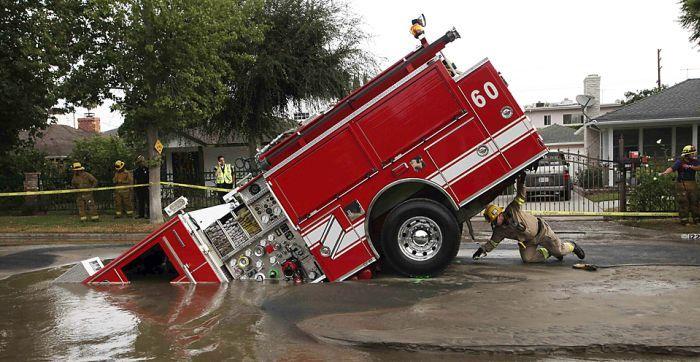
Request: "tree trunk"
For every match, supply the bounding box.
[247,136,258,159]
[147,125,164,223]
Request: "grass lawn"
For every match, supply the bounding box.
[0,213,165,233]
[584,191,619,203]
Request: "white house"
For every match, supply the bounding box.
[596,78,700,162]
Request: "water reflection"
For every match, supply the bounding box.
[0,267,468,361]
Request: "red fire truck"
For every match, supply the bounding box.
[80,26,547,285]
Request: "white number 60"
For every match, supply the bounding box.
[471,81,499,108]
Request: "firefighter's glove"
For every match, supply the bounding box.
[472,247,486,259]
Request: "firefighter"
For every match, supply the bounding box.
[71,162,99,222]
[214,155,234,202]
[473,173,585,263]
[133,155,149,219]
[113,160,134,218]
[660,145,700,225]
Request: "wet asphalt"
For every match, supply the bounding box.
[0,220,699,360]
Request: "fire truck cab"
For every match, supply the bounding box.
[81,27,547,285]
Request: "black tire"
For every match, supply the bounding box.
[380,198,460,277]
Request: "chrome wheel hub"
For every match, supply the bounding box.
[397,216,443,261]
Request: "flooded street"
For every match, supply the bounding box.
[1,220,699,361]
[0,266,478,361]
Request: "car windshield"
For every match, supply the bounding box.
[539,154,566,166]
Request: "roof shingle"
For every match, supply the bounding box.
[596,79,700,122]
[537,124,583,144]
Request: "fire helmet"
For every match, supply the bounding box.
[483,204,504,223]
[114,160,125,170]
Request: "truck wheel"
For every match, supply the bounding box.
[380,198,460,277]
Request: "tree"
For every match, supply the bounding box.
[70,136,137,182]
[209,0,375,155]
[64,0,261,223]
[680,0,700,46]
[0,0,89,155]
[621,85,668,105]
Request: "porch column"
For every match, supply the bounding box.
[607,128,614,187]
[672,126,677,156]
[693,123,698,148]
[638,128,644,155]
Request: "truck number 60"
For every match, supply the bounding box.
[470,81,499,108]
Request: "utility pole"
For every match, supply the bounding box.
[656,49,662,90]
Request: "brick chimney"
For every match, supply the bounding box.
[77,112,101,133]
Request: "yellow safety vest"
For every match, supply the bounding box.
[216,164,233,184]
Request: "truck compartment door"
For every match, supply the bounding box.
[456,60,546,173]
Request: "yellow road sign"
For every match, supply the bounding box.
[154,139,164,154]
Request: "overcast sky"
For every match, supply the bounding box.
[59,0,699,131]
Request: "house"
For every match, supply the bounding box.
[24,114,102,160]
[537,124,584,154]
[525,74,622,158]
[596,78,700,162]
[527,102,622,129]
[161,130,253,185]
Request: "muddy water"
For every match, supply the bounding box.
[0,267,479,361]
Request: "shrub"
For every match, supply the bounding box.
[69,136,137,183]
[576,165,604,189]
[628,166,676,212]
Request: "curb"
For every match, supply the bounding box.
[0,233,147,240]
[305,333,700,356]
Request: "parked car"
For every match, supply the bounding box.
[525,151,572,200]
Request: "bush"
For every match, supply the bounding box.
[576,165,604,189]
[628,166,676,212]
[69,136,137,183]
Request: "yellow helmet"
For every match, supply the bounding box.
[483,204,504,223]
[71,162,85,171]
[114,160,125,170]
[682,145,697,157]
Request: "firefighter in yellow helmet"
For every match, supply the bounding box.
[474,173,585,263]
[70,162,99,222]
[660,145,700,225]
[113,160,134,218]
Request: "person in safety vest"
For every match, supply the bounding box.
[474,173,585,263]
[215,155,234,202]
[660,145,700,225]
[113,160,134,218]
[71,162,99,222]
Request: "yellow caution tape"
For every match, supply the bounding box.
[0,182,232,197]
[530,210,679,217]
[0,183,150,196]
[159,181,232,193]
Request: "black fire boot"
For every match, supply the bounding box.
[571,241,585,260]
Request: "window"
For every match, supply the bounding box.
[612,129,639,162]
[563,114,572,124]
[574,114,585,124]
[544,115,551,126]
[642,127,672,158]
[293,112,309,120]
[676,126,693,157]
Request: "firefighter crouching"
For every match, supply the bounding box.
[113,160,134,218]
[660,145,700,225]
[474,173,585,263]
[71,162,99,222]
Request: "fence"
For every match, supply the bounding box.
[498,151,683,214]
[0,157,260,215]
[1,152,691,217]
